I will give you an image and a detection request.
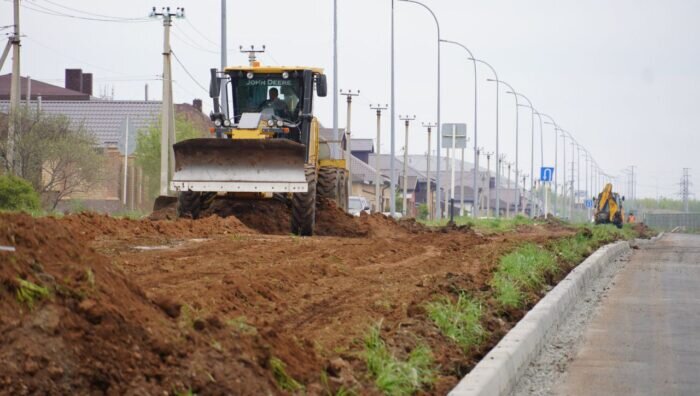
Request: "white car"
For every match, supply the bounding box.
[348,196,371,217]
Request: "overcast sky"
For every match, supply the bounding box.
[1,0,698,199]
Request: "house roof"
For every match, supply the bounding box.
[0,74,90,101]
[350,138,374,152]
[0,100,162,148]
[351,155,389,184]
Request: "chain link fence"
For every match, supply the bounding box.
[642,213,700,231]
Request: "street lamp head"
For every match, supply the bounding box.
[486,78,496,82]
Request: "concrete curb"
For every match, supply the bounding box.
[448,241,632,396]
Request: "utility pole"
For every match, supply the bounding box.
[498,153,505,217]
[220,0,228,118]
[240,45,266,66]
[370,104,388,213]
[459,137,470,217]
[506,162,512,218]
[422,122,436,220]
[341,89,359,210]
[151,6,184,197]
[399,115,416,216]
[6,0,21,174]
[485,152,493,216]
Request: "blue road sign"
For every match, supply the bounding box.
[585,199,594,209]
[540,167,555,182]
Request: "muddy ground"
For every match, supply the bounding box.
[0,201,586,395]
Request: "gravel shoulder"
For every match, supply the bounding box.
[511,250,632,396]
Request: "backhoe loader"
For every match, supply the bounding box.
[593,183,625,229]
[163,61,348,236]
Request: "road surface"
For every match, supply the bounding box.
[554,234,700,395]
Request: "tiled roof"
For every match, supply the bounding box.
[350,138,373,152]
[351,155,388,184]
[0,100,162,148]
[0,74,90,101]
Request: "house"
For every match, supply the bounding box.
[0,70,211,213]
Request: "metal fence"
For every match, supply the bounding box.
[643,212,700,231]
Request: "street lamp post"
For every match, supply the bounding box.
[540,113,559,217]
[440,39,478,218]
[401,0,442,218]
[468,59,500,218]
[511,93,536,217]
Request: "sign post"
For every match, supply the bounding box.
[442,123,467,219]
[540,167,555,219]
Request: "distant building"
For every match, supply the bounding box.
[0,70,211,213]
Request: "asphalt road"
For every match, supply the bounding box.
[553,234,700,396]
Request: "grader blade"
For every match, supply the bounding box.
[170,138,308,193]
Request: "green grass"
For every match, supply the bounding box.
[15,278,50,309]
[270,356,304,392]
[420,214,534,233]
[364,324,435,395]
[490,244,558,309]
[426,293,485,352]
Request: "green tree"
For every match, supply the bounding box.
[134,115,204,199]
[0,109,104,209]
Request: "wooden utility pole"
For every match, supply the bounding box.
[422,122,436,220]
[370,104,388,213]
[6,0,21,174]
[341,89,360,209]
[150,6,184,196]
[399,115,415,216]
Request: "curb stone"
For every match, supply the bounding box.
[448,235,660,396]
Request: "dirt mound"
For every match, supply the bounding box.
[150,196,420,238]
[0,213,318,394]
[60,212,254,241]
[633,222,654,238]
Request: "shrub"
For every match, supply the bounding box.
[0,175,41,211]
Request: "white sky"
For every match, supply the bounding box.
[1,0,698,199]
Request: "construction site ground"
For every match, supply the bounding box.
[0,200,644,395]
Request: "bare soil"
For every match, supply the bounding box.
[0,202,579,395]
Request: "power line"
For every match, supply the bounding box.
[37,0,147,21]
[171,50,208,94]
[171,30,218,55]
[184,19,218,46]
[23,36,133,77]
[21,2,149,23]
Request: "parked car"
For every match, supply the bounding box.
[348,196,371,217]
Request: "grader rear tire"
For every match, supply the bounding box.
[291,166,317,236]
[317,167,339,200]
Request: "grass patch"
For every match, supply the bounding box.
[364,324,435,395]
[426,293,485,352]
[270,356,304,392]
[420,214,534,234]
[490,244,558,309]
[15,278,50,309]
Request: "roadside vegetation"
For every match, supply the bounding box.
[420,214,534,233]
[364,324,435,395]
[361,220,643,394]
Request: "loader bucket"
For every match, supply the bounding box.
[170,138,308,193]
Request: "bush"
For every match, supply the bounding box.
[0,175,41,211]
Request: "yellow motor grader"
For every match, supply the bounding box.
[166,63,348,236]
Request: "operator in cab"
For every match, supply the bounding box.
[259,87,289,118]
